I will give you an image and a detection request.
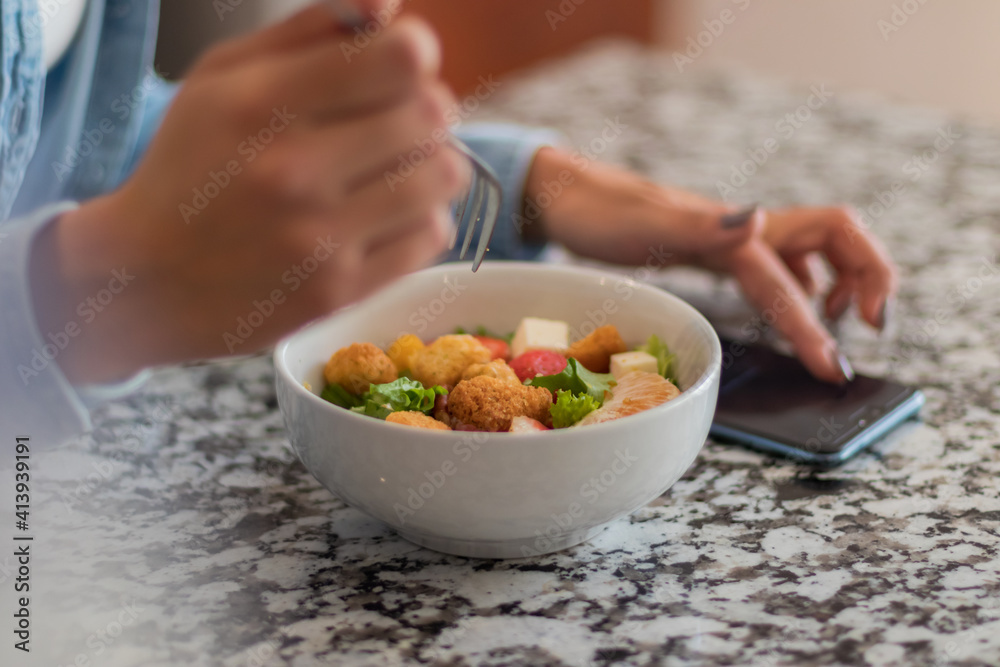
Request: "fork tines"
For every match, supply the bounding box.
[446,136,503,272]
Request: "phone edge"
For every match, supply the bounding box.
[708,389,926,467]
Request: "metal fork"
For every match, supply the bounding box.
[322,0,503,271]
[446,136,502,271]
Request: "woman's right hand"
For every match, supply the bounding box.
[31,3,466,384]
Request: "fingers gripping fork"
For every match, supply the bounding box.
[322,2,503,271]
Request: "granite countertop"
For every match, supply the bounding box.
[8,43,1000,667]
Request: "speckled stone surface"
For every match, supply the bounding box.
[6,43,1000,667]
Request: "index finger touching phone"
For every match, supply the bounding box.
[727,239,852,385]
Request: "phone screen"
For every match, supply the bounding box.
[711,339,923,464]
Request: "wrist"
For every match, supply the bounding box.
[524,147,660,262]
[521,146,576,245]
[29,194,155,384]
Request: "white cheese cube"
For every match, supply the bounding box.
[510,317,569,357]
[610,351,659,379]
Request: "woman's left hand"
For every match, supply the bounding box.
[524,147,897,385]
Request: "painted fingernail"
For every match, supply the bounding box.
[877,296,895,332]
[720,204,759,229]
[831,347,856,384]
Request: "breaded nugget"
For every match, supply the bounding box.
[386,334,424,373]
[461,359,520,384]
[448,376,553,432]
[386,411,451,431]
[521,385,555,426]
[410,334,492,388]
[324,342,397,394]
[566,325,628,373]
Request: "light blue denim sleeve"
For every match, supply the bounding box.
[0,203,153,447]
[0,204,90,445]
[0,67,172,448]
[449,124,565,262]
[119,76,179,180]
[1,0,163,447]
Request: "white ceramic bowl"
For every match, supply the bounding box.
[274,262,721,558]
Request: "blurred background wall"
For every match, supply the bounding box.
[674,0,1000,124]
[156,0,1000,124]
[155,0,664,91]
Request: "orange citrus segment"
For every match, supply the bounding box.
[575,371,680,426]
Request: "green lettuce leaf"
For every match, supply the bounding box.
[320,383,363,410]
[526,358,615,405]
[349,378,447,420]
[638,334,677,383]
[550,390,600,428]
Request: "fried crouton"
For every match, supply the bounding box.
[324,342,397,394]
[566,325,627,373]
[448,376,553,432]
[409,334,492,388]
[461,359,520,384]
[386,411,451,431]
[386,334,424,373]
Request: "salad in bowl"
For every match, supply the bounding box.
[274,261,721,558]
[320,318,682,433]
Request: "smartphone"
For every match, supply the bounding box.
[710,338,925,467]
